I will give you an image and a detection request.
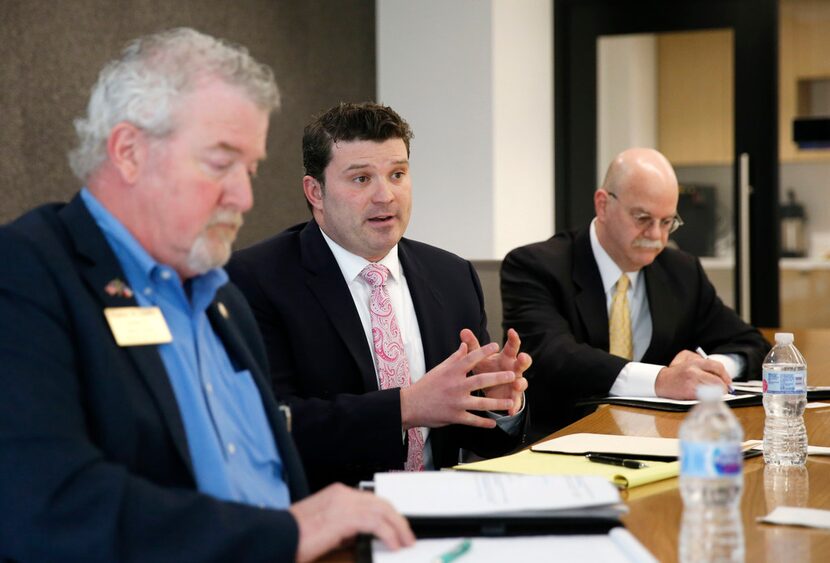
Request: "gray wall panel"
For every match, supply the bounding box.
[0,0,376,248]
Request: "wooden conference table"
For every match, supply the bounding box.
[549,327,830,562]
[325,328,830,562]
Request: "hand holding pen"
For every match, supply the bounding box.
[695,347,736,394]
[655,348,734,400]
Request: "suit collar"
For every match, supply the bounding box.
[572,227,611,349]
[642,258,677,361]
[299,221,378,389]
[58,194,195,475]
[397,240,446,369]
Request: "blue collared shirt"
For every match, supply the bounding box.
[81,188,290,509]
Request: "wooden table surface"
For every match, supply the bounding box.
[546,327,830,562]
[323,328,830,561]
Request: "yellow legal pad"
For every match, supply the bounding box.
[453,449,679,489]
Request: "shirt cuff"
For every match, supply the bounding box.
[609,362,663,397]
[708,353,744,381]
[482,392,526,436]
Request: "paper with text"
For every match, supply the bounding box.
[373,472,620,517]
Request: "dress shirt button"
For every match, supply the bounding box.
[227,442,236,455]
[143,287,152,296]
[205,382,213,394]
[160,270,172,280]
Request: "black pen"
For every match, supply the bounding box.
[585,453,648,469]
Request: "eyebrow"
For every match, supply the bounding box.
[342,159,409,173]
[630,206,677,219]
[209,142,267,162]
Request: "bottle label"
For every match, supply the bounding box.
[762,369,807,394]
[680,441,742,478]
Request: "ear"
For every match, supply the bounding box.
[106,122,146,184]
[594,189,609,220]
[302,175,325,212]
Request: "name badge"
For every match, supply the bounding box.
[104,307,173,346]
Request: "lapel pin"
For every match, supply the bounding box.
[104,278,134,299]
[217,301,229,319]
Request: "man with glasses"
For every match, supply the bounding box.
[501,147,768,438]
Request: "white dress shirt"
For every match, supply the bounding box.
[589,219,744,397]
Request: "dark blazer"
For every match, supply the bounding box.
[227,220,524,491]
[0,194,308,562]
[501,228,769,440]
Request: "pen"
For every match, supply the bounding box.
[433,539,472,563]
[585,453,648,469]
[696,347,736,394]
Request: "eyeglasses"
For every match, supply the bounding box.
[607,191,684,234]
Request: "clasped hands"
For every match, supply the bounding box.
[400,328,531,430]
[655,349,733,400]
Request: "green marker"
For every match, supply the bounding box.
[433,538,472,563]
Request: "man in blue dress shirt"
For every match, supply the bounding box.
[0,28,412,562]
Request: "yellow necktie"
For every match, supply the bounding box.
[609,274,632,360]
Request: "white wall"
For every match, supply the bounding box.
[492,0,554,258]
[597,34,658,186]
[376,0,553,260]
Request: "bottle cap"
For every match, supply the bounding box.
[774,332,794,345]
[696,384,724,402]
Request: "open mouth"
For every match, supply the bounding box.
[368,214,395,224]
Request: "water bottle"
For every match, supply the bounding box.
[762,332,808,466]
[679,384,744,563]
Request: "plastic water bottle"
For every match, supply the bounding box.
[762,332,807,466]
[679,384,744,563]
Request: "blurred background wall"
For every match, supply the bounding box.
[0,0,376,248]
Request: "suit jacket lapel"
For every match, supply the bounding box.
[299,221,378,390]
[572,229,611,350]
[398,240,446,368]
[58,195,195,476]
[642,261,677,361]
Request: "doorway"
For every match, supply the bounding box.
[555,0,779,326]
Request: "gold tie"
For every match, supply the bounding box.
[609,274,632,360]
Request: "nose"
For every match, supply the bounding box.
[222,165,254,213]
[643,218,663,238]
[371,177,395,204]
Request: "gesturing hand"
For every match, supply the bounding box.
[400,341,517,430]
[460,328,530,416]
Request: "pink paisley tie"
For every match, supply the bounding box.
[359,263,425,471]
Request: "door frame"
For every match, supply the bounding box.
[554,0,779,326]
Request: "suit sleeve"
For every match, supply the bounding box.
[0,230,299,562]
[686,257,770,380]
[432,260,527,464]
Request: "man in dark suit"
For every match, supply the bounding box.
[501,148,768,439]
[0,29,412,562]
[228,102,530,491]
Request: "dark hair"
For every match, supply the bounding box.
[302,101,413,184]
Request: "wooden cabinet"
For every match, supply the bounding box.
[656,2,830,165]
[657,30,734,165]
[779,0,830,163]
[702,260,830,328]
[780,266,830,328]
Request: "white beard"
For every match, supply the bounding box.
[185,208,243,274]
